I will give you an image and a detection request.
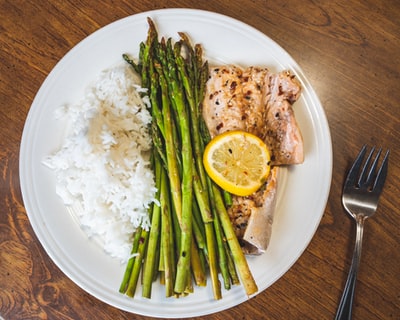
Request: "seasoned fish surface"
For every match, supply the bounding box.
[203,65,304,254]
[228,167,279,255]
[203,65,304,165]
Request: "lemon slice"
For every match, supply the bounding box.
[203,131,271,196]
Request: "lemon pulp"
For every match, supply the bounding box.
[203,131,271,196]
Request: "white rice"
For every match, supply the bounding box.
[43,63,156,262]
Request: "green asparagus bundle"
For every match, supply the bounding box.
[119,17,258,300]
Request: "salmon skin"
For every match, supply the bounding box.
[202,65,304,254]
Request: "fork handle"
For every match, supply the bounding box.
[335,215,365,320]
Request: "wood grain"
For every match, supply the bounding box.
[1,0,399,319]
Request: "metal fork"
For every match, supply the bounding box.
[335,145,390,320]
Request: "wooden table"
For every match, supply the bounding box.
[1,1,399,319]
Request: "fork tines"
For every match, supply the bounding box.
[346,145,390,193]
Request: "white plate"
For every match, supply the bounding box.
[20,8,332,318]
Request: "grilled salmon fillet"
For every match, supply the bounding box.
[228,167,279,254]
[202,65,304,254]
[203,65,303,165]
